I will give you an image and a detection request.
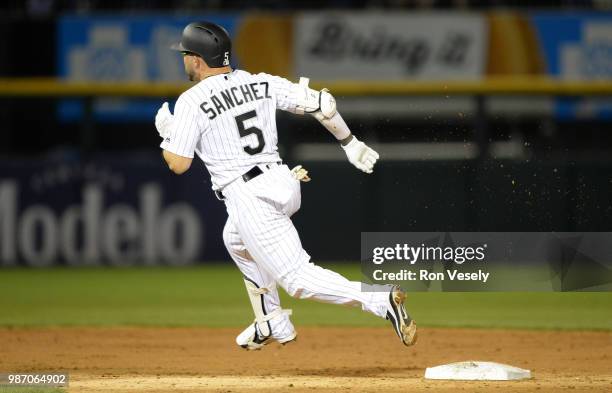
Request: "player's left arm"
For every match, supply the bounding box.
[294,78,379,174]
[264,73,378,173]
[155,97,200,175]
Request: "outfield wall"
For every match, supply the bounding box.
[1,157,610,266]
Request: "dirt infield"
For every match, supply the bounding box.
[1,327,610,392]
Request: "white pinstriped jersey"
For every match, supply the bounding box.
[160,69,393,340]
[160,69,301,190]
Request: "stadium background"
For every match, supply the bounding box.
[0,1,611,392]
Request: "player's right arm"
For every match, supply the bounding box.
[155,95,201,175]
[161,150,192,175]
[265,73,379,174]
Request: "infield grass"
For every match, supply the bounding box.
[0,265,610,330]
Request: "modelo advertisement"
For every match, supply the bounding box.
[0,157,227,267]
[294,12,487,81]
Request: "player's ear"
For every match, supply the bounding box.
[193,56,202,70]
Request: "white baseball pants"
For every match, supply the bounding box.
[221,163,389,339]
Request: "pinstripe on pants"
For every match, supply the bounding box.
[222,164,389,339]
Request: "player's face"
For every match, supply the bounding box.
[182,52,198,81]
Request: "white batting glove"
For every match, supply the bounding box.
[291,165,311,182]
[155,102,174,139]
[342,136,379,174]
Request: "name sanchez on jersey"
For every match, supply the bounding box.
[200,81,271,120]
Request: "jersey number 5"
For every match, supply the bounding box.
[235,110,265,155]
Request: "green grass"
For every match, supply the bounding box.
[0,265,610,330]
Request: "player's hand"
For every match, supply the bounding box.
[291,165,311,182]
[342,136,379,174]
[155,102,174,139]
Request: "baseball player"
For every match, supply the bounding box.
[155,21,417,350]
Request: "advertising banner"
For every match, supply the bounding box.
[57,14,240,121]
[58,14,241,82]
[532,13,612,80]
[56,14,295,121]
[295,12,487,81]
[0,156,228,266]
[531,12,612,119]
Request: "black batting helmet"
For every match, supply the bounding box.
[171,21,232,68]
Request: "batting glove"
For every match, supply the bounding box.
[342,136,379,174]
[155,102,174,139]
[291,165,311,182]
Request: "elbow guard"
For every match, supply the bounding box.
[296,77,337,119]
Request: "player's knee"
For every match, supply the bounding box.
[284,284,304,299]
[278,271,308,299]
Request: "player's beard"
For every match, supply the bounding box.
[186,68,196,82]
[185,63,197,82]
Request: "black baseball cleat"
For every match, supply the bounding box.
[385,285,417,347]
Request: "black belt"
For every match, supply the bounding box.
[241,165,264,183]
[215,163,278,200]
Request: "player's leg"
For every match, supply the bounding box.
[222,217,296,349]
[222,170,390,319]
[222,166,416,346]
[230,206,416,346]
